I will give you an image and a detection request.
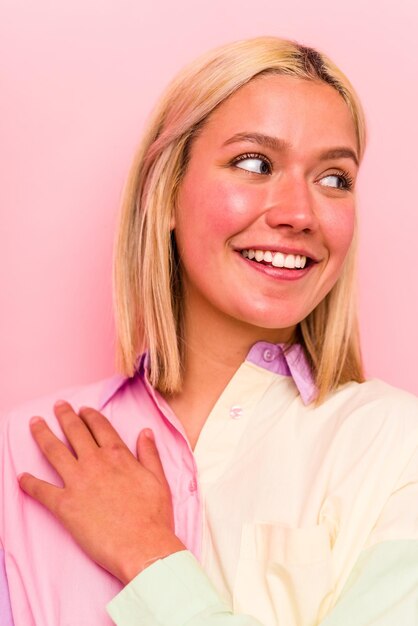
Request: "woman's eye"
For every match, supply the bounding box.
[232,155,271,175]
[319,173,353,190]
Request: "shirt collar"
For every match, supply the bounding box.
[245,342,316,405]
[98,341,317,409]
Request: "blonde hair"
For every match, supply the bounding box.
[113,36,367,404]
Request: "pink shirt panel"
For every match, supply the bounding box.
[0,366,201,625]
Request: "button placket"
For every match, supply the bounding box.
[188,477,198,493]
[194,360,278,484]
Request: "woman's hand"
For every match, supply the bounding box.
[18,401,186,584]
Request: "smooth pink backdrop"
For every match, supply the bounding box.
[1,0,417,412]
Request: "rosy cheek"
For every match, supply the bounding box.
[324,204,356,258]
[196,179,262,235]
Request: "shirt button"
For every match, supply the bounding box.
[229,405,243,419]
[263,347,277,362]
[188,478,197,493]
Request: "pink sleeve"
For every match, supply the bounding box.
[0,549,14,626]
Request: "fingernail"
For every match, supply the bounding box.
[29,416,43,426]
[143,428,155,441]
[54,400,66,409]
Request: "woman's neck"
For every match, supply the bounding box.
[163,292,295,449]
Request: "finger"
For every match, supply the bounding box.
[54,400,97,457]
[77,406,129,450]
[136,429,169,486]
[29,417,77,478]
[18,472,62,513]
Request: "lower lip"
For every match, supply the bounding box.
[237,252,316,281]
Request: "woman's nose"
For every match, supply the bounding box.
[264,174,319,233]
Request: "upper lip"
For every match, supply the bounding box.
[235,245,321,263]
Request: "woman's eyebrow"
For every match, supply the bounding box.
[320,148,359,167]
[222,132,287,152]
[222,132,359,167]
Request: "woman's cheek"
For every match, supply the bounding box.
[324,203,356,258]
[196,179,263,236]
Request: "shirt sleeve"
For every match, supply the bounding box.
[107,544,418,626]
[0,548,14,626]
[0,410,15,626]
[319,540,418,626]
[106,550,263,626]
[107,540,418,626]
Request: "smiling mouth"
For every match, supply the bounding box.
[240,249,316,269]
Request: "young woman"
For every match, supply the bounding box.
[1,37,418,626]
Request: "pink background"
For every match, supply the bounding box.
[1,0,417,412]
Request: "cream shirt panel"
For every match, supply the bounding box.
[193,362,418,626]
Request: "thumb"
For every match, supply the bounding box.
[136,429,168,486]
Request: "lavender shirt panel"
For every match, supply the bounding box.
[0,549,14,626]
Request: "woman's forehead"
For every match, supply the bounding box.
[194,74,358,158]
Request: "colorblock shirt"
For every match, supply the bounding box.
[1,342,418,626]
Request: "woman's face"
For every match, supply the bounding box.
[173,74,359,339]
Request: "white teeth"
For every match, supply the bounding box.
[241,249,308,269]
[284,254,295,269]
[272,252,285,267]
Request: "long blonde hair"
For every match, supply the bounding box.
[113,36,367,404]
